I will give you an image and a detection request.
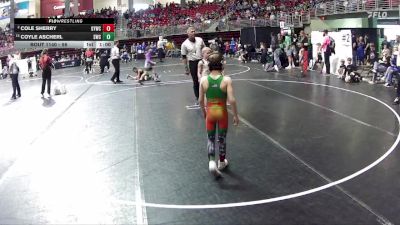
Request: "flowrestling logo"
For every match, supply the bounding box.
[367,11,388,18]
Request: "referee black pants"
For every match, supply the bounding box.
[41,67,52,95]
[111,59,120,82]
[157,48,164,62]
[11,73,21,97]
[189,60,200,100]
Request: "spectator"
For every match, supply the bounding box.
[382,44,391,63]
[39,49,53,98]
[284,41,294,69]
[260,42,268,69]
[84,48,94,74]
[382,35,391,50]
[321,29,331,74]
[352,34,357,66]
[356,36,365,65]
[229,38,237,58]
[270,33,277,52]
[131,43,137,61]
[54,51,61,62]
[383,49,399,87]
[9,55,21,100]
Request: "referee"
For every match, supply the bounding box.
[110,41,122,84]
[157,36,167,63]
[181,27,205,106]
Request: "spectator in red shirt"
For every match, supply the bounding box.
[85,48,94,74]
[39,49,53,97]
[321,29,332,74]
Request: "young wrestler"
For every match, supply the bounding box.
[131,67,160,85]
[199,52,239,177]
[197,47,212,82]
[344,58,362,83]
[338,59,346,80]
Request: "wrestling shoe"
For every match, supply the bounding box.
[217,159,229,171]
[394,97,400,105]
[209,160,221,177]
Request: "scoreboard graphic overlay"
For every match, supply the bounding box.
[14,18,115,49]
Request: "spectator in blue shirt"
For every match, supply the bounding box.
[229,38,236,58]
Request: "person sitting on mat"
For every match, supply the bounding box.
[343,58,362,83]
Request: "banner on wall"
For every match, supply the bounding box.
[15,0,30,18]
[0,0,30,20]
[0,4,10,20]
[41,0,93,17]
[311,30,353,75]
[12,57,38,76]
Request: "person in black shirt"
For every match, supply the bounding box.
[36,54,40,71]
[263,48,275,72]
[9,56,21,100]
[352,34,357,66]
[247,44,256,61]
[368,45,381,84]
[382,36,391,50]
[99,50,109,74]
[364,34,369,48]
[365,42,372,65]
[217,37,224,54]
[239,45,248,63]
[344,58,362,83]
[345,59,357,74]
[260,42,268,67]
[27,58,34,77]
[54,51,61,62]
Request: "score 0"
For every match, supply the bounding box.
[102,23,115,41]
[102,32,115,41]
[102,24,115,32]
